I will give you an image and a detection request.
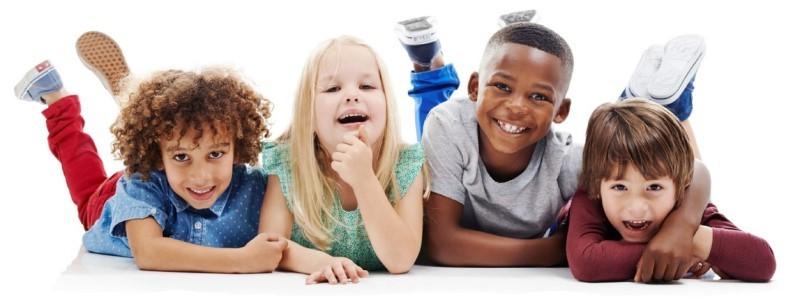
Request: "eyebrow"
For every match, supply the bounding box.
[165,142,231,152]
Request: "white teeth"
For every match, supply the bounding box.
[339,113,367,119]
[189,187,212,194]
[496,120,527,134]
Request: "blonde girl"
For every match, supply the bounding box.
[259,36,428,284]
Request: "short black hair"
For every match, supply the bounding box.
[483,23,574,92]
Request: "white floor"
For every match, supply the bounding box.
[45,247,790,299]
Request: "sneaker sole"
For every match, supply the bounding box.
[498,9,538,27]
[395,16,438,46]
[626,45,664,99]
[648,35,705,104]
[76,31,130,97]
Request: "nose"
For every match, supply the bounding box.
[346,97,359,103]
[625,197,649,219]
[188,160,212,185]
[505,94,528,118]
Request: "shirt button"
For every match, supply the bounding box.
[194,221,202,230]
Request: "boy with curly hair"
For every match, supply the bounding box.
[14,36,285,273]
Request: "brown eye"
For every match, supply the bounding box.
[611,184,627,191]
[209,151,225,159]
[324,86,341,93]
[173,153,189,162]
[647,184,663,191]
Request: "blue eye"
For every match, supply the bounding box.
[173,153,189,162]
[209,151,225,159]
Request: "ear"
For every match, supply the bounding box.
[553,97,571,124]
[467,72,480,102]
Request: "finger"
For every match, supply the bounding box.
[639,255,655,283]
[696,263,712,278]
[331,161,342,173]
[307,272,322,285]
[335,142,351,154]
[663,261,680,282]
[331,151,346,162]
[272,237,288,250]
[634,258,643,283]
[333,263,349,284]
[341,133,360,145]
[357,125,367,143]
[324,266,337,284]
[344,263,361,283]
[652,258,668,282]
[265,233,279,241]
[357,267,369,277]
[674,259,696,281]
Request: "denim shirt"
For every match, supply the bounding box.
[82,165,266,257]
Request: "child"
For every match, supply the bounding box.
[259,36,428,284]
[13,33,286,273]
[398,21,712,278]
[566,98,776,282]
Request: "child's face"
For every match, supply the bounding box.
[160,124,235,210]
[468,43,570,155]
[600,164,677,243]
[314,44,387,154]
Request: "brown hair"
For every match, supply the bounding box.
[111,67,271,180]
[580,98,693,202]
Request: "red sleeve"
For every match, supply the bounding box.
[702,204,776,282]
[566,189,646,282]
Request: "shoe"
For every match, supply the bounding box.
[76,31,130,104]
[647,35,705,105]
[624,45,664,99]
[395,16,441,67]
[13,60,63,105]
[498,9,538,27]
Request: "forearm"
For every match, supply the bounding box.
[354,176,421,273]
[704,227,776,281]
[130,237,244,273]
[427,225,563,267]
[663,161,711,233]
[278,240,335,275]
[567,239,646,282]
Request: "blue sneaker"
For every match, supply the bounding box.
[498,9,538,27]
[13,60,63,105]
[395,16,441,67]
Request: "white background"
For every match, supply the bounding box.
[1,0,798,298]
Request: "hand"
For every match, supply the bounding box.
[687,261,713,278]
[239,233,288,273]
[331,125,374,185]
[635,223,700,283]
[306,257,369,284]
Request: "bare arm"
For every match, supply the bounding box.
[424,192,564,267]
[636,160,711,282]
[354,172,424,273]
[126,218,284,273]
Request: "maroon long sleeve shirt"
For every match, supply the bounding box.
[566,189,776,282]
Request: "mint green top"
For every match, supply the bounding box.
[261,142,425,270]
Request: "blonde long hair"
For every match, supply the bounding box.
[280,36,416,250]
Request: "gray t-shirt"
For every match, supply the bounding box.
[422,97,583,239]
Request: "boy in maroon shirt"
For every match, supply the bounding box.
[566,99,775,282]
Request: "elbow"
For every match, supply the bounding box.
[384,260,414,274]
[130,244,159,271]
[567,254,602,282]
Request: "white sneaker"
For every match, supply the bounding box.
[498,9,538,27]
[647,35,705,105]
[625,45,664,99]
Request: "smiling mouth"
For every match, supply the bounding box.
[187,186,216,201]
[622,220,652,231]
[495,119,529,134]
[338,113,369,124]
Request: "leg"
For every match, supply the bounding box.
[15,62,117,230]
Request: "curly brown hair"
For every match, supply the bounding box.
[111,67,271,180]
